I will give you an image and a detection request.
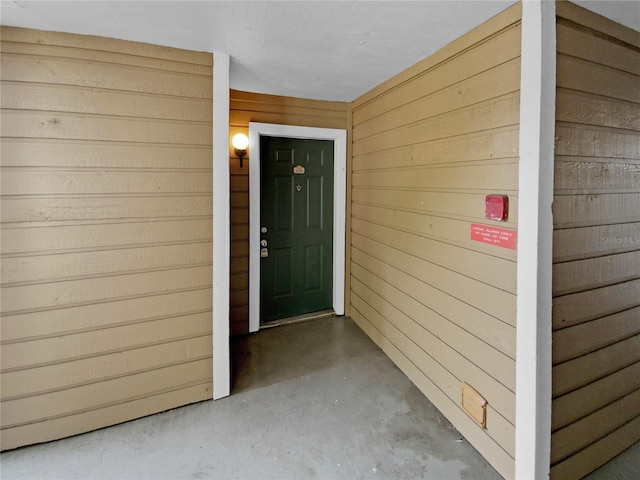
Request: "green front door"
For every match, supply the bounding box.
[260,136,334,323]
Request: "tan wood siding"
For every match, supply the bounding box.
[229,90,348,335]
[348,5,521,478]
[550,3,640,479]
[0,27,213,450]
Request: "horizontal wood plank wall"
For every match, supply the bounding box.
[0,27,214,450]
[349,5,521,478]
[229,90,348,335]
[550,3,640,479]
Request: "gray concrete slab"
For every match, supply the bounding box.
[2,316,501,479]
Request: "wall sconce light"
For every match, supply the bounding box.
[232,133,249,168]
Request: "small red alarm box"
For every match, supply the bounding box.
[485,195,508,221]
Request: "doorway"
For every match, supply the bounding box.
[248,123,347,332]
[260,136,334,322]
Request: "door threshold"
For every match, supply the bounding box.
[260,309,335,329]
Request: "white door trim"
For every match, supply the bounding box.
[248,122,347,333]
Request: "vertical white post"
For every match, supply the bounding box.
[212,52,230,399]
[516,0,556,478]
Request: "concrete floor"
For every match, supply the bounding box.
[1,316,637,479]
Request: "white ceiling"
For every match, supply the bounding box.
[1,1,638,102]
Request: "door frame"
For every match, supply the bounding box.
[248,122,347,333]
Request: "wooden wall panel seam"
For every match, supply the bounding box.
[555,155,640,166]
[0,52,215,73]
[555,4,640,48]
[230,89,347,111]
[555,91,640,133]
[551,362,640,431]
[0,42,213,75]
[555,120,640,140]
[1,217,214,231]
[352,58,521,135]
[1,239,214,259]
[1,352,214,402]
[230,103,348,119]
[350,259,516,386]
[552,335,640,397]
[1,166,214,174]
[351,157,520,174]
[2,193,215,200]
[1,81,215,118]
[350,280,515,420]
[351,218,517,294]
[0,107,215,127]
[352,92,521,155]
[0,27,214,65]
[555,21,640,76]
[552,308,640,365]
[552,278,640,328]
[557,50,640,77]
[351,241,515,348]
[556,54,640,104]
[552,328,640,367]
[1,260,214,289]
[553,224,640,250]
[550,389,640,465]
[1,307,213,345]
[1,330,214,372]
[351,128,520,172]
[350,218,517,325]
[0,377,213,431]
[555,128,640,161]
[1,289,213,342]
[350,208,516,261]
[551,262,640,297]
[0,51,213,88]
[1,281,213,318]
[551,385,640,435]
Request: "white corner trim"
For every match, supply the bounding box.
[212,52,230,400]
[248,122,347,333]
[515,1,556,478]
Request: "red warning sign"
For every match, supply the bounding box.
[470,223,517,250]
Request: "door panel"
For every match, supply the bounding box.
[305,176,324,228]
[304,244,323,292]
[272,247,293,297]
[260,136,333,322]
[274,176,293,231]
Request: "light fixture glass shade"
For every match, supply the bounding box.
[232,133,249,150]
